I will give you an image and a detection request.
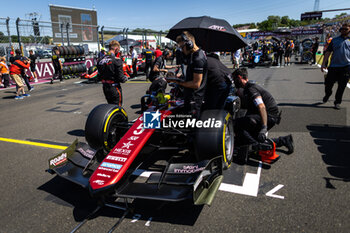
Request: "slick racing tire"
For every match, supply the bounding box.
[302,39,313,49]
[88,66,97,75]
[85,104,128,152]
[302,51,313,62]
[194,110,234,170]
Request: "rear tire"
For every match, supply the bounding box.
[85,104,128,152]
[194,110,234,169]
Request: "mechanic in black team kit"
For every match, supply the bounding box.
[148,49,178,94]
[170,31,207,118]
[97,40,128,106]
[203,53,232,110]
[232,68,294,154]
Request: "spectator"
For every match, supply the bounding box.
[10,55,31,99]
[233,48,241,69]
[10,49,33,91]
[0,57,10,88]
[154,45,162,58]
[29,50,38,82]
[98,47,106,59]
[141,45,154,81]
[276,42,284,67]
[311,37,319,65]
[321,23,350,110]
[51,48,63,84]
[284,39,292,66]
[129,46,138,78]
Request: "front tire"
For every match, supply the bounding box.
[85,104,128,152]
[194,110,234,169]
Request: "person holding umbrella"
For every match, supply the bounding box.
[169,31,208,118]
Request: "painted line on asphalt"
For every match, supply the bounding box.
[134,161,263,197]
[0,137,68,150]
[219,161,262,197]
[266,184,284,199]
[2,136,265,198]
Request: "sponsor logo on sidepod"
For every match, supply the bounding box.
[100,162,123,170]
[97,173,111,178]
[93,180,105,185]
[50,153,67,166]
[106,156,127,162]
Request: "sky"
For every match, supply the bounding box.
[2,0,350,30]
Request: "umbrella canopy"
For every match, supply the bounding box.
[166,16,247,52]
[118,38,136,46]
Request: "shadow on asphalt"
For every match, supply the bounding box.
[130,104,141,109]
[278,102,331,109]
[307,124,350,189]
[305,81,324,85]
[38,176,203,228]
[67,129,85,137]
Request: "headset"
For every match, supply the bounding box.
[181,33,194,50]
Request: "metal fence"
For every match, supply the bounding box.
[0,17,170,61]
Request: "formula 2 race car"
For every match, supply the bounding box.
[46,80,242,231]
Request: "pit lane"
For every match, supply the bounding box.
[0,57,349,232]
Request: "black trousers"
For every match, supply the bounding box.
[276,52,283,65]
[203,82,230,110]
[2,74,10,87]
[325,67,350,105]
[132,60,137,77]
[102,83,123,106]
[145,62,152,80]
[53,68,63,81]
[312,51,317,64]
[235,114,278,146]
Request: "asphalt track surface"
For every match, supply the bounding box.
[0,57,349,233]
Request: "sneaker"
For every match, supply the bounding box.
[281,134,294,154]
[322,95,329,103]
[22,93,30,97]
[29,86,34,92]
[34,78,38,83]
[14,96,24,100]
[334,104,341,110]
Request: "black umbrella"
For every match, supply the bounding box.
[166,16,247,52]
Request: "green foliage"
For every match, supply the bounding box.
[335,13,347,18]
[255,15,333,31]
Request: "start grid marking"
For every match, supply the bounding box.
[0,136,284,199]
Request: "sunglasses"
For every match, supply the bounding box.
[339,28,349,31]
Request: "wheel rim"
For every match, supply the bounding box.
[224,119,234,162]
[105,113,127,151]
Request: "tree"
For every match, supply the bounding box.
[335,13,347,18]
[281,16,289,26]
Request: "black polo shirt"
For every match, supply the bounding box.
[243,82,279,117]
[184,49,208,105]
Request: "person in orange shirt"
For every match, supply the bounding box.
[0,57,10,88]
[10,57,31,99]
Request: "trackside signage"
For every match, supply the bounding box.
[143,110,222,129]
